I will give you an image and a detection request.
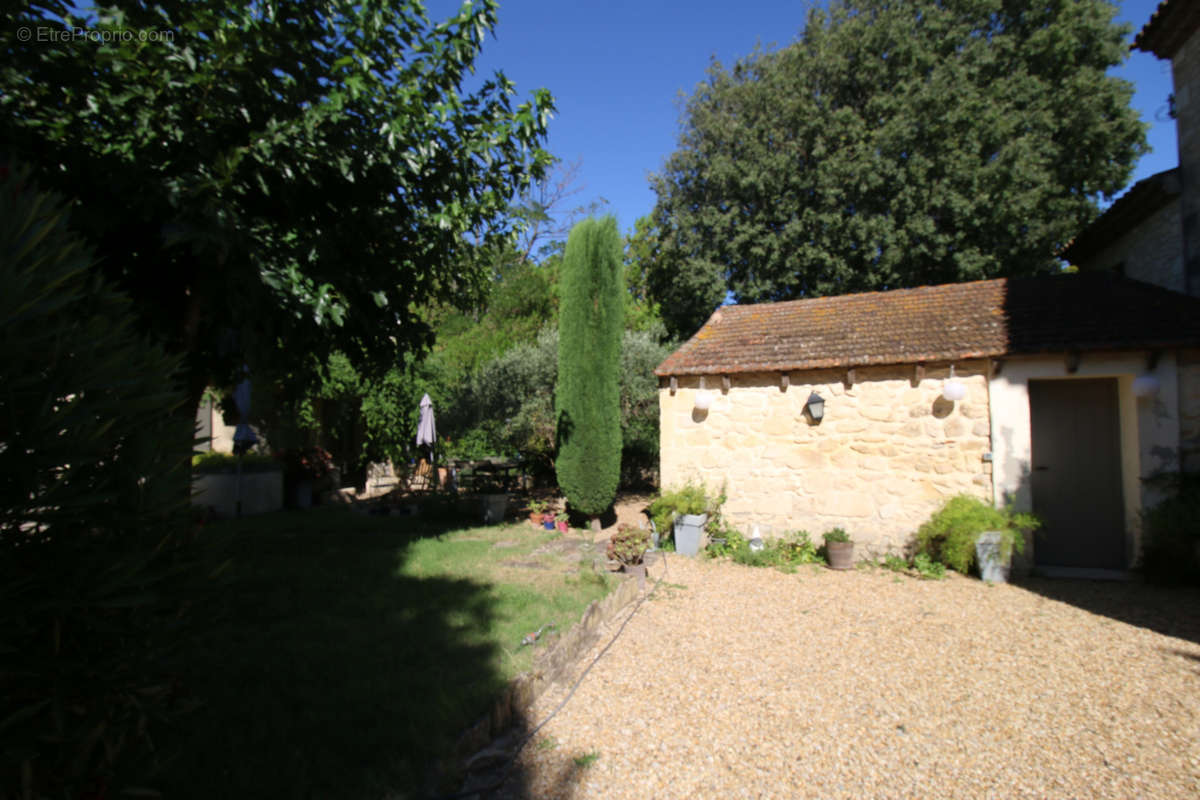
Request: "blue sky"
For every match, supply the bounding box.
[445,0,1177,236]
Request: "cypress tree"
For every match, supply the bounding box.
[555,216,624,522]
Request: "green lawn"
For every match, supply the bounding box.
[154,505,611,799]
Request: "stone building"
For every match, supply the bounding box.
[655,274,1200,573]
[1065,0,1200,298]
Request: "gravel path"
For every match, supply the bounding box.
[502,556,1200,799]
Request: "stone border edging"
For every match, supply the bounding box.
[453,571,641,763]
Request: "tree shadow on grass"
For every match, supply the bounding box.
[155,506,535,800]
[1016,576,1200,647]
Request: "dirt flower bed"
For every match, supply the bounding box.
[502,556,1200,799]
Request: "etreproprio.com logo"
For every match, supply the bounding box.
[17,26,175,44]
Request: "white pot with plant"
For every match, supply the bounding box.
[915,495,1040,583]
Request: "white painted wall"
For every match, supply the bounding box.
[988,352,1181,567]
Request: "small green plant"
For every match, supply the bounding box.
[912,553,947,580]
[914,495,1038,574]
[606,524,651,566]
[881,554,908,572]
[527,499,549,516]
[537,736,558,751]
[573,751,600,768]
[823,527,851,544]
[647,480,718,537]
[709,529,825,570]
[555,511,568,522]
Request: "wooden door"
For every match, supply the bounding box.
[1028,379,1126,569]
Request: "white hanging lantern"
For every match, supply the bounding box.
[1132,374,1160,399]
[694,376,713,411]
[942,364,967,402]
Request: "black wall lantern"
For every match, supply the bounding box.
[805,391,825,423]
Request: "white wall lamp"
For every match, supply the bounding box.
[1132,373,1161,399]
[804,391,825,423]
[942,365,967,402]
[694,376,713,411]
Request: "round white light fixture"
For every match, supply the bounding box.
[942,365,967,402]
[694,376,713,411]
[1132,374,1160,399]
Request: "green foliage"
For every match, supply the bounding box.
[192,451,279,473]
[881,554,908,572]
[1,166,197,797]
[912,553,947,581]
[1,0,554,397]
[823,527,852,544]
[649,0,1147,337]
[607,524,652,566]
[0,164,192,544]
[708,530,824,570]
[915,495,1039,574]
[1140,472,1200,584]
[573,752,600,768]
[555,217,625,514]
[648,481,716,538]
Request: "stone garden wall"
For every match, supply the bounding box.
[658,362,993,557]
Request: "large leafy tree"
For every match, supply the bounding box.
[0,0,554,402]
[555,217,623,521]
[649,0,1147,337]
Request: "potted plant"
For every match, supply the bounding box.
[914,495,1040,582]
[607,523,651,590]
[542,511,556,530]
[648,481,715,557]
[527,499,549,527]
[823,528,854,570]
[279,446,334,509]
[555,512,569,533]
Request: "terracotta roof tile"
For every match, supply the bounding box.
[655,274,1200,376]
[1134,0,1200,59]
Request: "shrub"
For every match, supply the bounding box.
[914,495,1039,574]
[192,451,279,473]
[555,216,624,518]
[1,164,196,798]
[1141,472,1200,584]
[607,524,651,566]
[647,481,718,542]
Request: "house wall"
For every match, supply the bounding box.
[988,352,1182,568]
[1073,200,1185,294]
[1180,348,1200,472]
[1174,23,1200,297]
[658,363,992,557]
[195,396,238,453]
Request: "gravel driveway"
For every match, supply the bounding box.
[500,556,1200,799]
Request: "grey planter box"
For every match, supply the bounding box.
[975,530,1010,583]
[673,513,708,557]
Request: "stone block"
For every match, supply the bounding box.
[827,491,874,517]
[943,417,967,438]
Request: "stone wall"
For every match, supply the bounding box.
[1074,199,1185,294]
[658,362,992,557]
[1180,348,1200,473]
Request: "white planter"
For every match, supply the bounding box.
[975,530,1010,583]
[192,470,284,517]
[673,513,708,557]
